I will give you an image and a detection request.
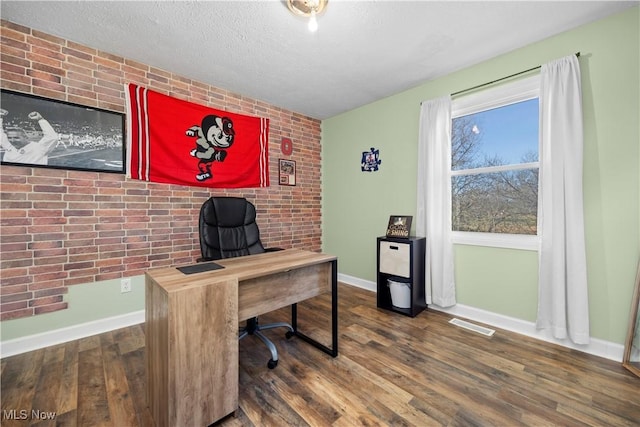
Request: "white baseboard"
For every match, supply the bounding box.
[431,304,624,362]
[337,275,624,362]
[2,276,625,363]
[338,273,376,292]
[0,310,145,358]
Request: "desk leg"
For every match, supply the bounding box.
[290,259,338,357]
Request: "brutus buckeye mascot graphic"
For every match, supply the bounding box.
[186,114,235,181]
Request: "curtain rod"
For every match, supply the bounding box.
[449,52,581,97]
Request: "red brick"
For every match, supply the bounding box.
[68,267,99,278]
[32,232,66,241]
[0,250,32,261]
[68,253,98,263]
[1,291,32,303]
[29,295,64,307]
[1,301,29,314]
[0,258,33,271]
[0,276,31,287]
[28,264,63,275]
[0,283,29,295]
[28,278,65,290]
[33,256,68,266]
[34,301,68,315]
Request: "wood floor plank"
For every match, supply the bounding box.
[121,348,155,427]
[258,368,338,426]
[30,346,65,427]
[77,334,101,353]
[56,340,79,417]
[76,344,110,426]
[237,377,298,426]
[2,283,639,427]
[1,348,45,427]
[35,409,77,427]
[101,336,138,427]
[256,349,341,424]
[283,354,370,424]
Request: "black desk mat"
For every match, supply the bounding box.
[177,262,224,275]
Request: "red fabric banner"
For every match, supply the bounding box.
[125,84,269,188]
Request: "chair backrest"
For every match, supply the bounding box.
[199,197,266,260]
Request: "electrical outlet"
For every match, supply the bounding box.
[121,278,132,293]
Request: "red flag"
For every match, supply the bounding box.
[125,84,269,188]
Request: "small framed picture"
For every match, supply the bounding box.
[386,215,412,238]
[279,159,296,186]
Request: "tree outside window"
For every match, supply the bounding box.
[451,98,539,235]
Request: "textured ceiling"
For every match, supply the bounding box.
[1,1,637,119]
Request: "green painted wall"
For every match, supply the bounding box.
[1,276,145,341]
[322,7,639,344]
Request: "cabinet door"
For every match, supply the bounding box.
[379,241,410,278]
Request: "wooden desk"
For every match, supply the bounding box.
[145,249,338,426]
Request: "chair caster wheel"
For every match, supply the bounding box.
[267,359,278,369]
[285,331,294,339]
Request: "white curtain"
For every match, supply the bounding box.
[537,55,590,344]
[416,96,456,307]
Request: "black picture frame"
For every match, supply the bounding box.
[1,89,125,173]
[279,159,296,186]
[386,215,412,239]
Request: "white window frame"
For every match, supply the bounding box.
[450,75,540,251]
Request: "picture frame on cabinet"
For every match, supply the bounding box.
[386,215,412,238]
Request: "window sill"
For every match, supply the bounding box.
[452,231,539,251]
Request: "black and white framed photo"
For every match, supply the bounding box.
[279,159,296,186]
[0,89,125,173]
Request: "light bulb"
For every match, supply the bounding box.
[308,10,318,32]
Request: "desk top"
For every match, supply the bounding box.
[146,249,337,293]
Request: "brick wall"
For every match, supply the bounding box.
[0,20,323,321]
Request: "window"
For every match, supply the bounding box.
[450,76,540,250]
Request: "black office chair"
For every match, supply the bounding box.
[198,196,293,369]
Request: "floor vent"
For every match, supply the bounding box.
[449,318,495,337]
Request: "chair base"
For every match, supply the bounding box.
[239,317,294,369]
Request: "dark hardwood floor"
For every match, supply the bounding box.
[2,283,639,426]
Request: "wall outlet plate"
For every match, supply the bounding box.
[121,278,132,293]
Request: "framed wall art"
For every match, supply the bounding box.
[361,147,381,172]
[279,159,296,186]
[386,215,412,238]
[0,89,125,173]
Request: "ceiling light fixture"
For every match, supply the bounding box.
[287,0,328,32]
